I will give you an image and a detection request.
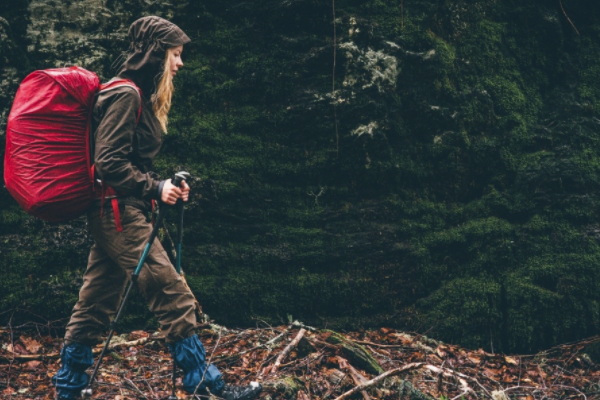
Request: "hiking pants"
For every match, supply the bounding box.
[64,204,199,346]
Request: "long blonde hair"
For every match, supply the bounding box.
[152,49,175,133]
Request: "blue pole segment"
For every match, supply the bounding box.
[135,242,152,276]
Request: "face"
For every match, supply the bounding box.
[168,45,184,77]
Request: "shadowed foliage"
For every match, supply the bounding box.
[2,0,600,353]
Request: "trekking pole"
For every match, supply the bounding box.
[168,171,190,400]
[82,171,191,399]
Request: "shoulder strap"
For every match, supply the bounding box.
[99,79,143,124]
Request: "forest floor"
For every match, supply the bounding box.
[0,320,599,400]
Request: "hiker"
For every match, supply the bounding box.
[51,16,262,400]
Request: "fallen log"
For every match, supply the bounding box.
[324,330,384,375]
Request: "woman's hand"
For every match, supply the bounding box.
[161,179,190,205]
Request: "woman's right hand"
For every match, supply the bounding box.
[160,179,183,205]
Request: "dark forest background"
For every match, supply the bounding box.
[2,0,600,354]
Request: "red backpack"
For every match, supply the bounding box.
[4,66,140,222]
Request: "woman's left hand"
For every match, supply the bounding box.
[180,180,190,202]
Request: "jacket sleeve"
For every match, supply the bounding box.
[94,88,161,200]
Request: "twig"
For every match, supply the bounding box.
[292,320,318,332]
[333,363,423,400]
[552,384,587,400]
[337,357,371,400]
[559,0,580,36]
[140,366,157,400]
[108,337,149,349]
[6,311,15,400]
[217,324,291,362]
[193,326,222,397]
[424,365,491,398]
[271,328,306,373]
[124,377,148,399]
[309,337,339,350]
[354,340,409,349]
[401,0,404,30]
[332,0,336,93]
[0,337,150,361]
[332,0,339,155]
[258,327,294,379]
[367,346,396,367]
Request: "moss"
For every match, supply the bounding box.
[324,330,385,375]
[267,376,304,399]
[3,0,600,353]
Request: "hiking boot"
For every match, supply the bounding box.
[168,334,225,393]
[215,382,262,400]
[52,342,93,400]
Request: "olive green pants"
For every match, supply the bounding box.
[64,205,199,345]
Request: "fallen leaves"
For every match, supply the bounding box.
[0,325,599,399]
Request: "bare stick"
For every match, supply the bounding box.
[220,324,292,363]
[309,337,339,350]
[332,0,339,155]
[124,377,148,399]
[193,326,222,397]
[7,311,15,400]
[425,365,490,398]
[401,0,404,30]
[291,320,318,332]
[337,357,371,400]
[551,384,587,400]
[354,340,410,349]
[0,337,150,361]
[334,363,423,400]
[559,0,580,36]
[271,328,306,373]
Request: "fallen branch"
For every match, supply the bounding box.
[424,365,490,398]
[309,337,339,350]
[291,320,318,332]
[559,0,580,36]
[218,325,291,362]
[333,363,424,400]
[123,377,148,399]
[0,337,149,361]
[337,357,372,400]
[271,328,306,373]
[354,340,410,349]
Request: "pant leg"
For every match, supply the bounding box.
[87,204,199,343]
[64,242,127,346]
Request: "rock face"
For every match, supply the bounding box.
[0,0,186,127]
[2,0,600,353]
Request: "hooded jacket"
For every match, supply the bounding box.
[91,16,190,210]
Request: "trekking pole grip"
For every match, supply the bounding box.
[172,171,191,188]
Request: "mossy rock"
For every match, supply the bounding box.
[265,376,304,399]
[383,377,434,400]
[323,330,384,375]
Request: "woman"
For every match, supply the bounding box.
[52,16,262,400]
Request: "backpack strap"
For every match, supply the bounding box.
[94,79,143,232]
[99,79,143,123]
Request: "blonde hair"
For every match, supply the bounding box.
[152,48,175,133]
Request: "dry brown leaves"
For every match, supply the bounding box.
[0,325,598,400]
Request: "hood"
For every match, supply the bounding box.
[117,16,190,98]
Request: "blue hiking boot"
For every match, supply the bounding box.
[169,334,262,400]
[51,342,93,400]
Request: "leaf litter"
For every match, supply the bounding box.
[0,322,599,399]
